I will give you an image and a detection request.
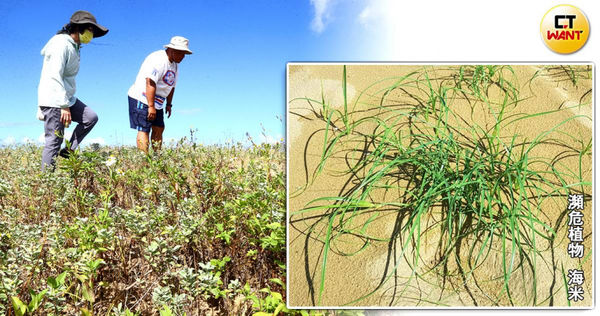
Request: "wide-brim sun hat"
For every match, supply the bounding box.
[164,36,193,54]
[70,10,109,38]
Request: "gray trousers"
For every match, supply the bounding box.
[41,99,98,170]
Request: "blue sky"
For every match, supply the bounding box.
[0,0,598,149]
[0,0,373,146]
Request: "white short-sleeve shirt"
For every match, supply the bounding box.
[128,50,177,110]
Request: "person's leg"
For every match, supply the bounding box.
[137,131,150,153]
[129,96,152,153]
[150,109,165,152]
[41,107,65,171]
[151,126,164,152]
[68,99,99,150]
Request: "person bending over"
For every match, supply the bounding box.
[127,36,192,153]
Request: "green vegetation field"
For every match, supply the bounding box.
[0,139,289,315]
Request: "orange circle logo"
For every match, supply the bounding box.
[541,4,590,54]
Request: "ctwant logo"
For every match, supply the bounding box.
[547,15,583,40]
[541,5,589,54]
[555,15,575,29]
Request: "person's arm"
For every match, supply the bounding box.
[60,106,72,127]
[165,87,175,118]
[145,78,157,121]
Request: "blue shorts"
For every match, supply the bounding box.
[128,96,164,132]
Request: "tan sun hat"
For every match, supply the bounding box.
[164,36,193,54]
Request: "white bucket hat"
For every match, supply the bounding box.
[164,36,193,54]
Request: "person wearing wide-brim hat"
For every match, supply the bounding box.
[38,10,109,171]
[127,36,192,153]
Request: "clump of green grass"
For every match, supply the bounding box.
[530,65,592,87]
[290,65,591,306]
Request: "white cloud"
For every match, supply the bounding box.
[37,133,45,144]
[259,133,283,145]
[357,0,398,29]
[163,137,178,145]
[83,137,106,146]
[23,136,37,144]
[358,5,372,26]
[35,132,106,147]
[2,136,16,146]
[0,122,39,128]
[310,0,334,33]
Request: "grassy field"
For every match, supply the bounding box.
[0,138,291,315]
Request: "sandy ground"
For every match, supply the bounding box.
[287,64,593,307]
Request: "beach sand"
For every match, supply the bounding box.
[287,64,593,307]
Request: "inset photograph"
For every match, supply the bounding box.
[287,64,593,308]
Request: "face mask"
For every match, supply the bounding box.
[79,29,93,44]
